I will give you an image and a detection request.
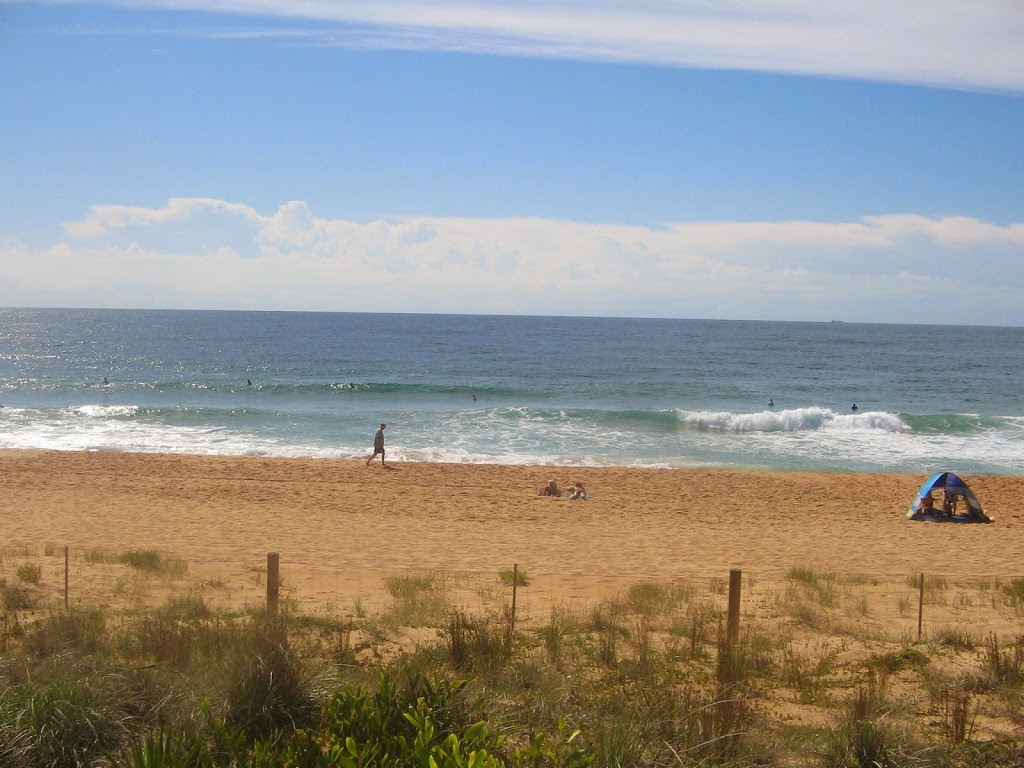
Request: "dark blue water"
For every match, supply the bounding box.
[1,308,1021,473]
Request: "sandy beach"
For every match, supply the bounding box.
[4,449,1023,586]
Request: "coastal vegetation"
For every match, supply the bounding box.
[1,551,1023,767]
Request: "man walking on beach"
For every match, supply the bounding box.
[366,423,387,466]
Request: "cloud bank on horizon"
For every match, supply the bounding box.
[2,198,1020,325]
[3,1,1023,325]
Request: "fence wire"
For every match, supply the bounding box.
[2,545,1023,643]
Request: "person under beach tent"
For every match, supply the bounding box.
[906,472,991,523]
[942,488,960,516]
[539,479,561,497]
[919,492,935,514]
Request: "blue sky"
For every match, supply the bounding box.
[2,1,1022,325]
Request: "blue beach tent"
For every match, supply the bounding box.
[906,472,991,522]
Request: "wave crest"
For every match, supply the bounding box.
[72,405,139,418]
[675,406,910,434]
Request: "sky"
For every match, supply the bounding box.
[1,1,1023,325]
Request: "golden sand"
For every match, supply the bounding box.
[4,449,1022,583]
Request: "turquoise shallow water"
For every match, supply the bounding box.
[1,308,1022,474]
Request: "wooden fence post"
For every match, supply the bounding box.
[267,552,280,614]
[727,568,742,645]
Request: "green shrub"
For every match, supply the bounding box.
[119,550,164,573]
[114,550,187,578]
[821,684,893,768]
[787,566,821,586]
[119,728,208,768]
[125,615,200,670]
[941,687,976,746]
[870,647,930,675]
[445,610,510,673]
[1001,578,1024,608]
[384,573,450,626]
[0,664,140,768]
[626,582,670,616]
[540,607,578,670]
[15,563,42,585]
[21,606,109,657]
[984,633,1024,689]
[159,594,212,621]
[932,626,975,651]
[818,675,931,768]
[499,568,529,587]
[224,616,317,738]
[782,641,842,697]
[313,670,484,760]
[0,579,37,611]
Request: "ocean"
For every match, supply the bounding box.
[1,308,1021,475]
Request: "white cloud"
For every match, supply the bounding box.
[862,214,1024,247]
[64,197,262,239]
[64,198,266,259]
[49,0,1024,92]
[0,197,1014,325]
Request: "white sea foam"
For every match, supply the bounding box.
[72,404,139,418]
[676,406,909,434]
[822,411,910,433]
[0,407,301,457]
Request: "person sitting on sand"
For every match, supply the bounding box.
[539,479,561,497]
[568,482,589,500]
[919,493,934,514]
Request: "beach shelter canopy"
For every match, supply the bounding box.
[906,472,991,522]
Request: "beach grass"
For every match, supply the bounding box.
[2,545,1024,767]
[1,592,1023,767]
